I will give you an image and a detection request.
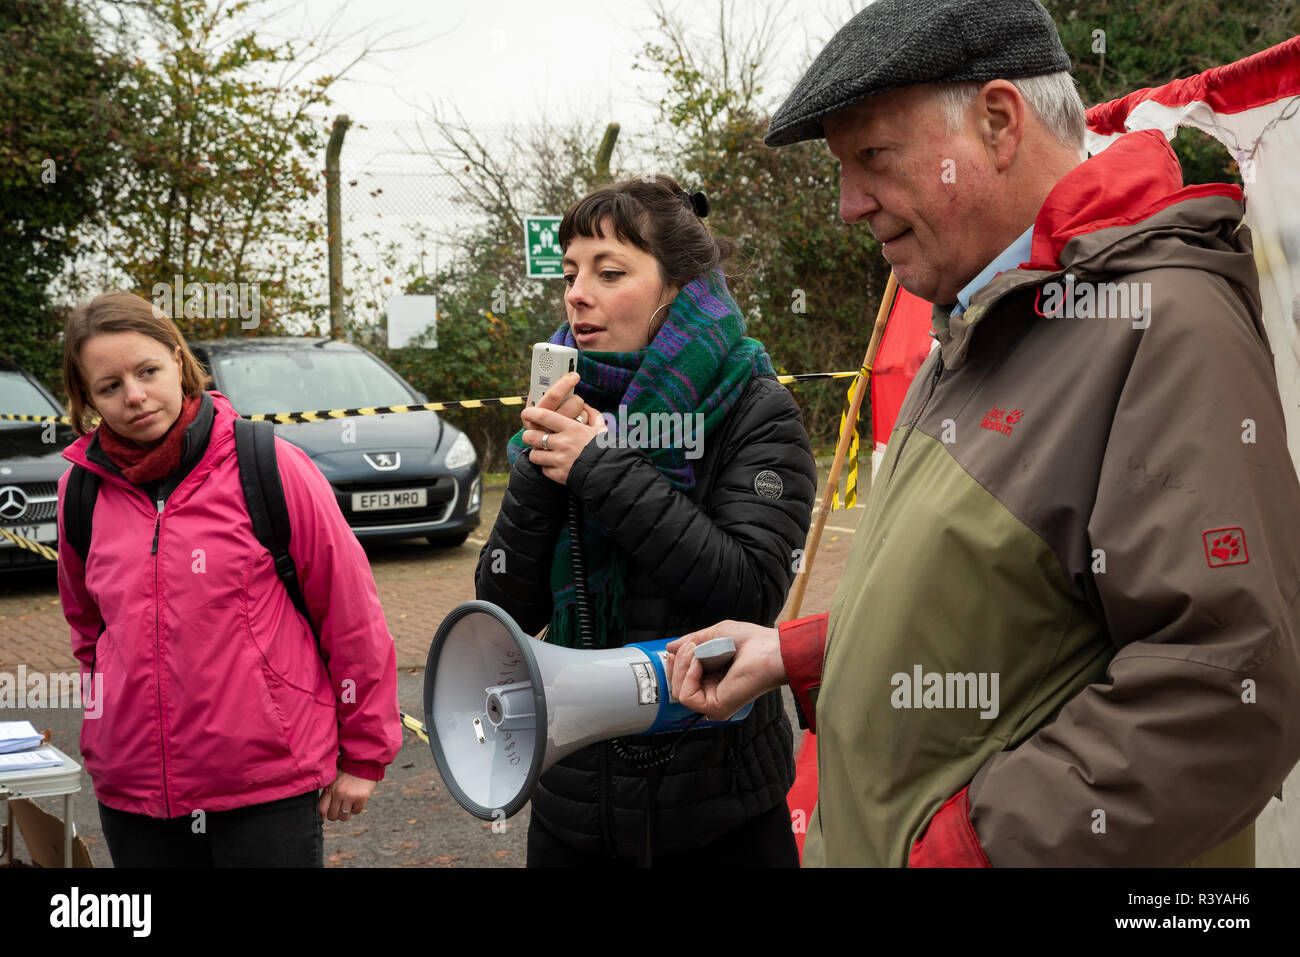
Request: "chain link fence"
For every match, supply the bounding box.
[336,118,521,332]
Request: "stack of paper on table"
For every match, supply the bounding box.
[0,720,44,753]
[0,749,64,771]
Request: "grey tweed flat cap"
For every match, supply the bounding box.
[765,0,1070,147]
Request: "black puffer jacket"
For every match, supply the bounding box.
[475,374,816,861]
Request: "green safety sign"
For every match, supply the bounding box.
[524,215,563,278]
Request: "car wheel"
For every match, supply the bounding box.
[427,532,470,548]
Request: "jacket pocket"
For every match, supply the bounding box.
[78,625,154,801]
[230,621,308,788]
[79,625,113,769]
[239,553,333,704]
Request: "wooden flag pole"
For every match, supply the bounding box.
[786,271,898,621]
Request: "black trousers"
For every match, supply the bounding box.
[526,798,801,868]
[98,790,323,868]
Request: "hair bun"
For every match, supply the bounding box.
[676,187,709,219]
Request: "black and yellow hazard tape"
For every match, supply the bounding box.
[779,372,859,385]
[0,525,59,562]
[240,372,861,423]
[400,711,430,743]
[245,397,524,424]
[831,365,873,511]
[0,372,860,426]
[0,370,868,557]
[0,412,76,425]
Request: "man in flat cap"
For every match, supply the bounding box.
[669,0,1300,866]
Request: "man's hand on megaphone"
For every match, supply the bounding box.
[666,621,787,721]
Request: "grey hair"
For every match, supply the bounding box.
[934,72,1087,152]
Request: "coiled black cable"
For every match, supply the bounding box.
[567,492,596,650]
[568,490,695,766]
[609,715,705,769]
[567,483,710,865]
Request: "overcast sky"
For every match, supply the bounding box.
[265,0,860,131]
[138,0,864,320]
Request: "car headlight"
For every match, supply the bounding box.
[443,432,477,471]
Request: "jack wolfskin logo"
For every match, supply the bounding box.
[980,407,1023,436]
[1203,527,1249,566]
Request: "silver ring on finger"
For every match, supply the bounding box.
[541,433,550,451]
[576,412,587,425]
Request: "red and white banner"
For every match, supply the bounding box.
[1086,35,1300,464]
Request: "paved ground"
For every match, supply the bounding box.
[0,469,862,868]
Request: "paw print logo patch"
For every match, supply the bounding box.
[1203,527,1249,567]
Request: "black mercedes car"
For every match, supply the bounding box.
[0,358,76,569]
[189,338,481,547]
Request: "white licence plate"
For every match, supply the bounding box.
[0,523,58,547]
[351,488,428,512]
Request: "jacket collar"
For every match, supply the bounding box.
[66,392,238,502]
[1025,129,1241,272]
[933,129,1245,370]
[83,390,215,473]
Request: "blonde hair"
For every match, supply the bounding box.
[63,290,207,435]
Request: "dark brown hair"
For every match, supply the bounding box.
[63,290,208,435]
[559,174,735,293]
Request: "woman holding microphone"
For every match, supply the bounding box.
[476,175,817,866]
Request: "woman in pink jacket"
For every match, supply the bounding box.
[56,290,401,867]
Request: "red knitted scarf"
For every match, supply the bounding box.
[97,395,203,484]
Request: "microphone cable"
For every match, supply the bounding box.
[568,492,596,650]
[568,491,700,768]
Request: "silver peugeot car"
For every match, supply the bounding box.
[190,338,481,547]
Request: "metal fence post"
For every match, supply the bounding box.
[326,114,351,339]
[595,122,619,181]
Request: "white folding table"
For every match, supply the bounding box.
[0,745,84,867]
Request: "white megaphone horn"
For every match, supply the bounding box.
[423,600,752,821]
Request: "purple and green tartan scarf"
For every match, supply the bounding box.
[507,268,773,648]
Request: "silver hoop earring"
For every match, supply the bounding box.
[649,302,671,326]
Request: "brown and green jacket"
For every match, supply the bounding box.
[785,130,1300,867]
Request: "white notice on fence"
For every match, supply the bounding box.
[387,295,438,350]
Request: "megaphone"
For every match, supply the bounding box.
[423,600,752,821]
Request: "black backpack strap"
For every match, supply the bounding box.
[233,418,319,646]
[64,465,101,564]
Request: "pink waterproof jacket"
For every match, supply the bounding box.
[56,391,401,818]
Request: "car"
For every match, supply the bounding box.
[0,358,76,570]
[189,337,481,547]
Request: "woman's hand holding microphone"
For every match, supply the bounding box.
[521,371,607,485]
